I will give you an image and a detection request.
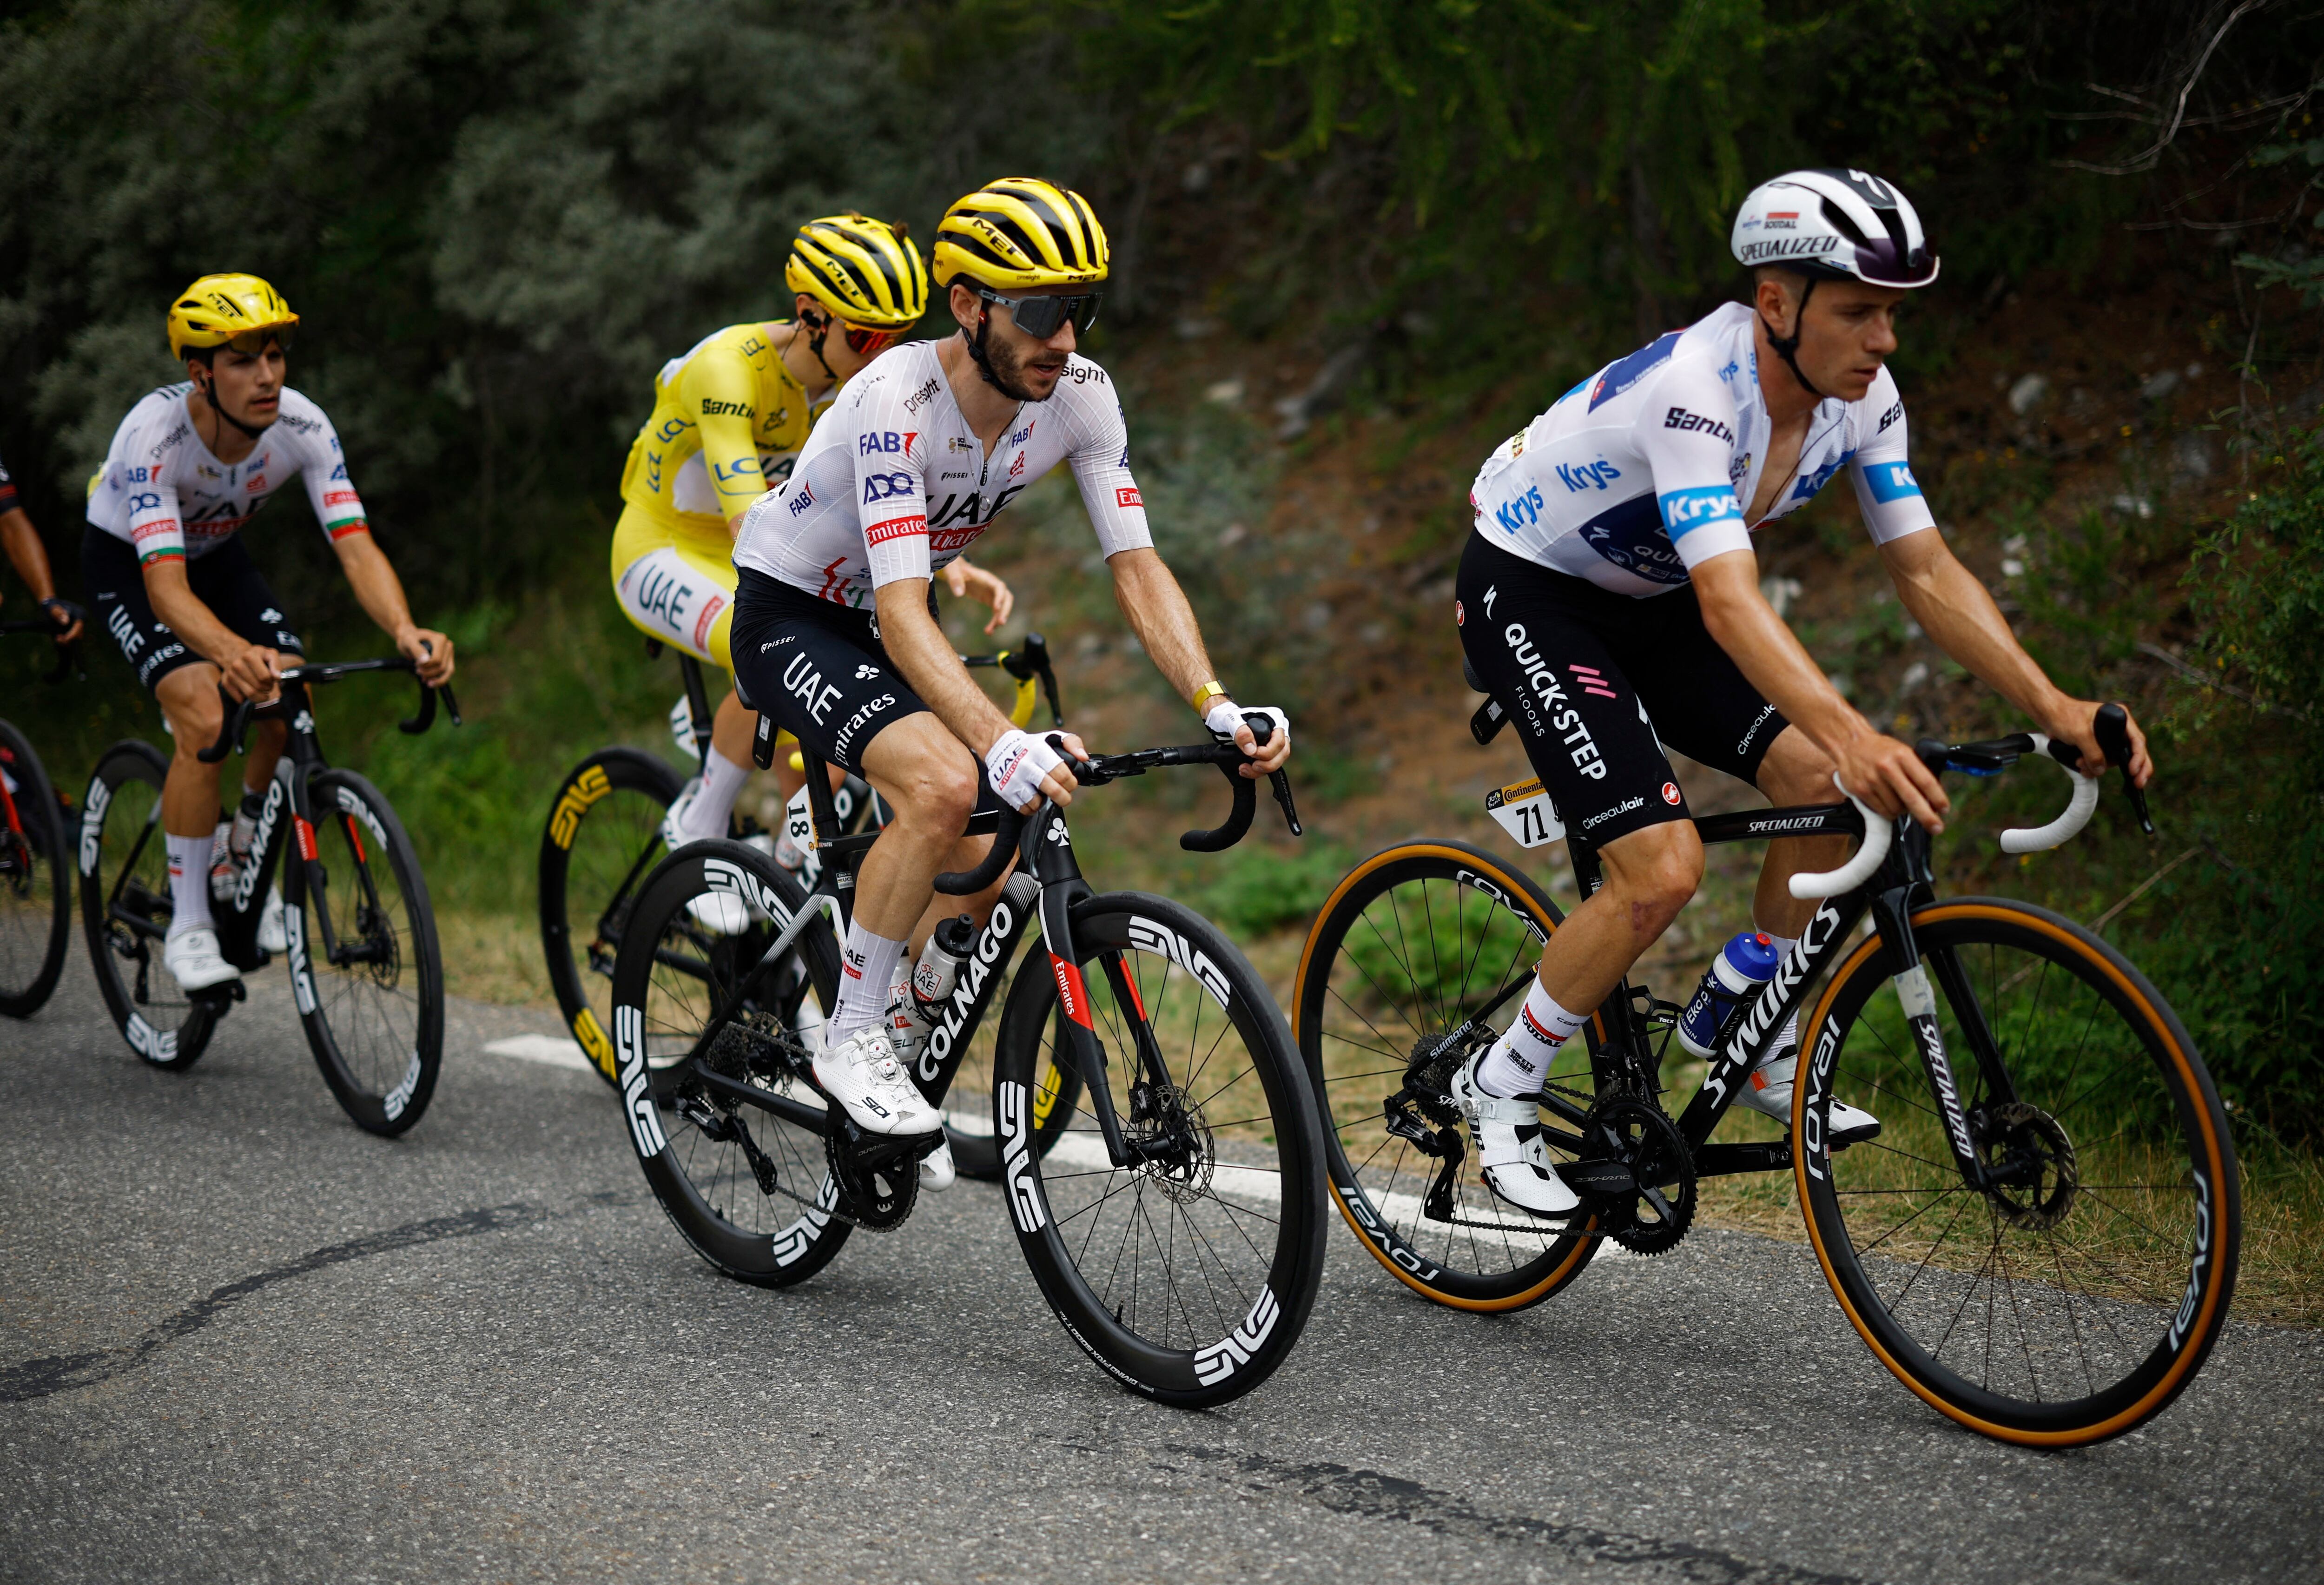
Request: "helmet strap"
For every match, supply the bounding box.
[191,364,274,442]
[1757,276,1823,399]
[799,311,842,385]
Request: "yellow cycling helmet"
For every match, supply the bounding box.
[933,178,1109,292]
[167,272,298,360]
[784,214,929,330]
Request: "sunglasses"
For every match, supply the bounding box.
[219,326,294,357]
[841,322,901,356]
[976,287,1102,340]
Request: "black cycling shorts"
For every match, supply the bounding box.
[1455,534,1787,848]
[83,529,305,693]
[730,569,1000,808]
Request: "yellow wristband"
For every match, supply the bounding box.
[1191,680,1230,716]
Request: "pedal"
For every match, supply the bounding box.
[189,979,248,1011]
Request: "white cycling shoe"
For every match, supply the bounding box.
[1452,1052,1581,1218]
[1736,1050,1882,1146]
[878,996,956,1190]
[256,887,289,954]
[812,1024,943,1137]
[163,927,241,992]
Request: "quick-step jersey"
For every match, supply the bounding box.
[1468,301,1934,597]
[85,385,368,565]
[731,339,1151,609]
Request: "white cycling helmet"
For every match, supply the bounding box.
[1730,168,1939,288]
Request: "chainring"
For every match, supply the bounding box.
[1578,1089,1697,1255]
[826,1121,941,1232]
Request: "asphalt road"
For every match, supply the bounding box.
[3,939,2319,1585]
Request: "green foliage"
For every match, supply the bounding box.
[2238,137,2324,309]
[1184,838,1354,939]
[2189,428,2324,771]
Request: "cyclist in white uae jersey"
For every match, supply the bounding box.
[81,274,454,995]
[733,340,1146,608]
[727,178,1289,1174]
[1447,171,2153,1218]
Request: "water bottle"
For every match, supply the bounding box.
[1676,930,1782,1058]
[890,916,977,1063]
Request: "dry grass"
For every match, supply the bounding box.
[434,909,556,1011]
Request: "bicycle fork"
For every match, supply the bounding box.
[1868,888,1991,1191]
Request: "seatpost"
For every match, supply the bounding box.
[678,655,715,771]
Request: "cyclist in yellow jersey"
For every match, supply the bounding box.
[609,213,1015,867]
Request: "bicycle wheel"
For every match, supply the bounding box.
[992,891,1327,1407]
[285,769,444,1135]
[540,746,685,1088]
[0,720,71,1017]
[1294,840,1609,1311]
[1797,898,2239,1446]
[608,841,850,1287]
[78,740,218,1069]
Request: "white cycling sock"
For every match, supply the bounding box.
[830,923,906,1043]
[680,746,750,842]
[165,833,214,938]
[1478,980,1587,1098]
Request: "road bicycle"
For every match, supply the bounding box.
[604,716,1329,1407]
[1295,698,2237,1446]
[0,610,81,1017]
[538,630,1063,1143]
[79,656,461,1134]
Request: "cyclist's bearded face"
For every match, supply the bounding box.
[979,291,1077,402]
[1764,277,1905,403]
[192,343,287,429]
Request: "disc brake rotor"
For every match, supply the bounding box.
[1981,1100,2078,1231]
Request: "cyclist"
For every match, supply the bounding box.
[1452,169,2152,1215]
[609,213,1014,883]
[1,448,86,647]
[728,176,1291,1174]
[83,274,456,992]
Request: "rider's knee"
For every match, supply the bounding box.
[1757,727,1838,805]
[1603,824,1702,930]
[894,746,979,830]
[162,683,225,749]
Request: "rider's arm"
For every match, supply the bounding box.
[142,558,283,702]
[333,531,454,686]
[943,555,1014,634]
[1879,530,2150,786]
[875,579,1018,755]
[1691,549,1947,828]
[1106,548,1288,775]
[680,349,768,538]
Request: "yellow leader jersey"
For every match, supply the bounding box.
[617,322,831,534]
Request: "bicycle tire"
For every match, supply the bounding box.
[1796,897,2240,1446]
[0,719,71,1017]
[539,746,687,1087]
[608,841,851,1287]
[1294,840,1608,1311]
[993,891,1327,1407]
[286,768,445,1135]
[77,740,218,1069]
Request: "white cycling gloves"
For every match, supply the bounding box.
[1205,700,1291,749]
[985,727,1068,812]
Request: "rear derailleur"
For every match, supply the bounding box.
[1382,1023,1490,1223]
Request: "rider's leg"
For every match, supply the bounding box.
[668,688,756,844]
[1477,819,1706,1098]
[1747,726,1848,944]
[837,713,981,1042]
[152,667,239,987]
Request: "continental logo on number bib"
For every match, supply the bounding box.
[1484,775,1564,848]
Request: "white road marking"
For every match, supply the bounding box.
[481,1033,595,1071]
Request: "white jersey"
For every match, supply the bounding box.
[732,340,1152,609]
[86,384,369,565]
[1468,302,1933,596]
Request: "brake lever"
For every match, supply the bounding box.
[1269,768,1302,836]
[2093,701,2152,835]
